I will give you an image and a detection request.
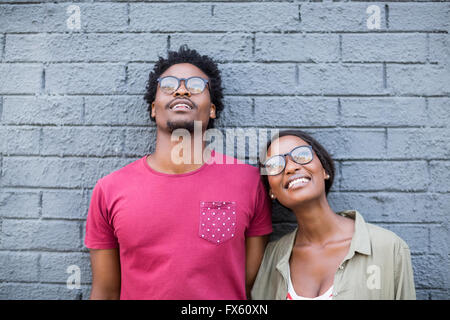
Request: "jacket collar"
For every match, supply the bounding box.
[275,210,372,282]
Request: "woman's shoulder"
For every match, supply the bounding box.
[265,228,297,258]
[365,221,411,252]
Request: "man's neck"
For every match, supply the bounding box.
[147,128,209,174]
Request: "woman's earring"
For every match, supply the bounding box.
[325,174,330,180]
[270,194,276,200]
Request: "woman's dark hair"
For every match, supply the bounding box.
[259,130,335,196]
[143,45,224,129]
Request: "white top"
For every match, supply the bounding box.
[286,265,333,300]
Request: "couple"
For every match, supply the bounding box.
[85,46,415,300]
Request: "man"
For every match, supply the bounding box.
[85,45,272,299]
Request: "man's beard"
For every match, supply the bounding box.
[166,120,195,133]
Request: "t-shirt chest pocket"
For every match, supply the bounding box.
[199,201,237,245]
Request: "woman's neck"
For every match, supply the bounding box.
[291,198,349,247]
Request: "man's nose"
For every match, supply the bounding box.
[173,80,191,97]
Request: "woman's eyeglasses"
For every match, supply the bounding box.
[260,145,314,176]
[157,76,209,95]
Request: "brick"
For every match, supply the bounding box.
[2,96,83,125]
[41,127,124,156]
[2,157,132,188]
[307,128,385,160]
[0,191,40,218]
[328,192,449,223]
[340,161,428,192]
[387,128,450,159]
[342,34,427,62]
[221,63,296,95]
[2,157,85,188]
[0,4,127,33]
[170,33,253,61]
[0,126,40,155]
[299,3,386,32]
[429,34,450,64]
[387,64,450,96]
[415,290,430,300]
[223,63,383,96]
[84,96,150,126]
[377,224,428,254]
[429,224,449,255]
[124,127,156,156]
[126,63,154,95]
[0,252,39,282]
[214,96,253,127]
[255,34,340,62]
[429,290,450,300]
[412,255,449,289]
[42,190,87,219]
[429,161,450,192]
[130,3,299,32]
[254,97,339,127]
[0,63,42,94]
[40,252,91,284]
[0,219,80,250]
[81,157,138,188]
[5,33,167,62]
[0,283,84,300]
[296,63,385,95]
[388,3,450,31]
[428,98,450,128]
[46,63,126,94]
[340,98,427,127]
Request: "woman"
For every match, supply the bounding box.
[251,130,415,300]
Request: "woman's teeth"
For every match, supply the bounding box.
[288,178,310,189]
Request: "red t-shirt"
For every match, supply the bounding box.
[84,150,272,300]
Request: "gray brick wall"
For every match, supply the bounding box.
[0,0,449,300]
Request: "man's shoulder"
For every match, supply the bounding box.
[97,156,144,187]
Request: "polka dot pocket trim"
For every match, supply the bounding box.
[199,201,237,245]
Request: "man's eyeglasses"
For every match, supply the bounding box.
[260,145,314,176]
[157,76,209,95]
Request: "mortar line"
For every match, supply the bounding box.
[127,3,130,27]
[1,34,6,61]
[252,32,256,56]
[385,4,390,29]
[0,96,3,122]
[81,97,85,124]
[167,34,171,52]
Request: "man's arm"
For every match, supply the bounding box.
[89,248,121,300]
[245,235,269,300]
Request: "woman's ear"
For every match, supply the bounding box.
[210,103,216,119]
[269,190,276,200]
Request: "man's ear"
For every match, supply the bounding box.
[209,103,216,119]
[151,102,156,118]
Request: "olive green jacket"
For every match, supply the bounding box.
[251,210,416,300]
